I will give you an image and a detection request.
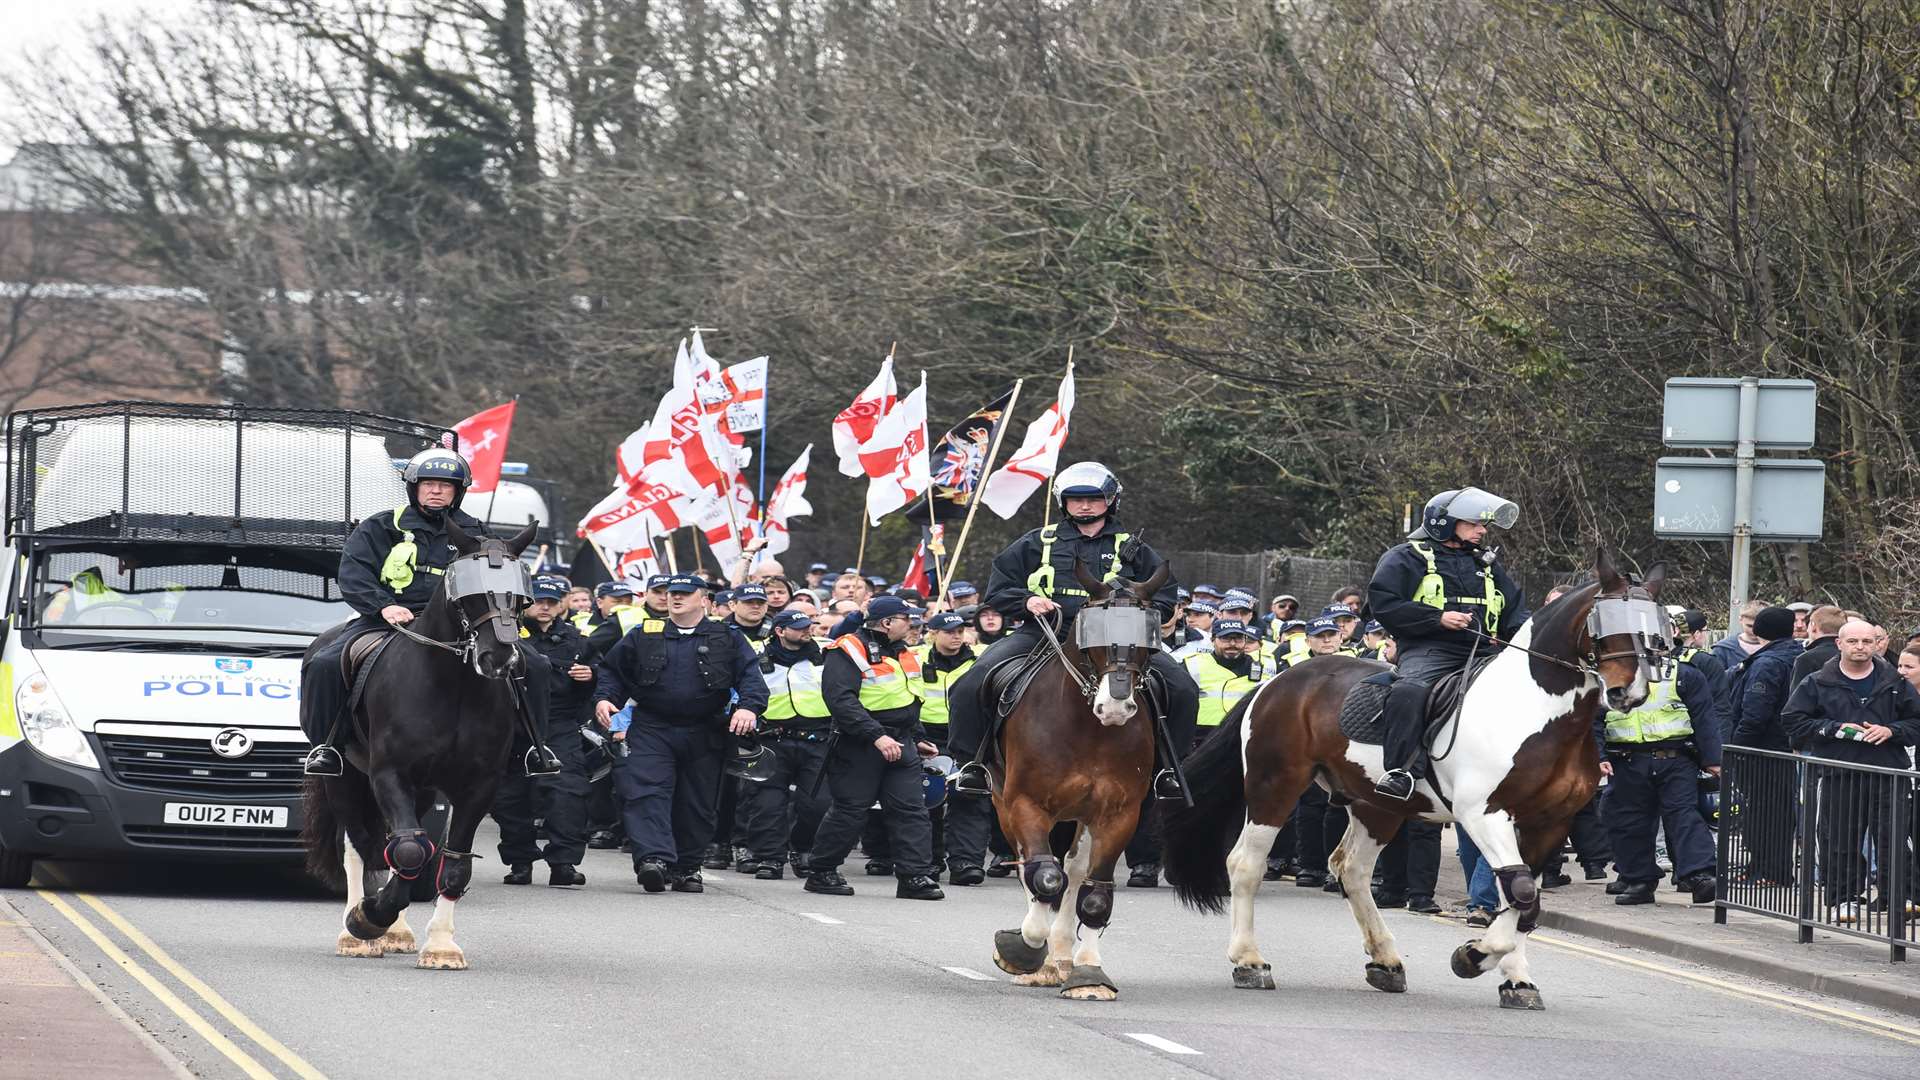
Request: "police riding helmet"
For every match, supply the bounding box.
[401,447,474,511]
[1412,487,1519,544]
[1053,461,1122,524]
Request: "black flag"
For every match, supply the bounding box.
[906,386,1018,523]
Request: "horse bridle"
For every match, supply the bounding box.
[389,549,532,679]
[1032,593,1161,704]
[1460,585,1672,681]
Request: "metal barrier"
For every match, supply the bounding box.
[1716,745,1917,961]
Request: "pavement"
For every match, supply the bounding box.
[5,823,1920,1080]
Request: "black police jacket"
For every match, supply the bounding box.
[728,616,773,643]
[520,616,595,727]
[1780,656,1920,766]
[983,517,1178,623]
[821,631,923,744]
[592,616,769,725]
[338,504,493,617]
[1366,540,1529,662]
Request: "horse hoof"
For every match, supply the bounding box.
[378,926,417,953]
[335,931,384,959]
[992,929,1048,975]
[343,902,390,942]
[1451,941,1490,980]
[1365,962,1407,993]
[1013,960,1069,988]
[1232,964,1277,991]
[1499,980,1545,1010]
[417,946,468,971]
[1061,965,1117,1000]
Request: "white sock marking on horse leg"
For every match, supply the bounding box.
[1020,888,1053,948]
[1497,932,1534,986]
[418,894,463,968]
[1064,827,1101,970]
[1333,822,1401,968]
[1225,821,1278,968]
[1049,829,1088,968]
[342,840,365,916]
[1480,905,1521,962]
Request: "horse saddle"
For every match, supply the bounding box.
[341,629,398,714]
[1336,659,1494,747]
[983,640,1058,723]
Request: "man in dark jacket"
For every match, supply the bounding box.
[1788,604,1846,696]
[493,575,596,888]
[1726,605,1804,882]
[1780,619,1920,909]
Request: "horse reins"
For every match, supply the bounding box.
[1033,610,1096,698]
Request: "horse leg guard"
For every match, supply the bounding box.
[383,831,437,881]
[1233,964,1277,991]
[344,898,394,942]
[1499,980,1546,1010]
[1023,855,1066,904]
[993,928,1049,975]
[1451,940,1492,980]
[1495,865,1541,933]
[436,851,475,902]
[1075,879,1114,930]
[1365,961,1408,994]
[1061,964,1118,1001]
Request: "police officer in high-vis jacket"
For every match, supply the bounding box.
[741,609,834,879]
[301,447,529,775]
[1598,611,1724,905]
[804,596,944,901]
[1184,618,1264,742]
[946,462,1198,802]
[1368,487,1530,801]
[915,611,993,884]
[593,574,767,894]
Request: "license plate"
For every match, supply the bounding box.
[161,802,288,828]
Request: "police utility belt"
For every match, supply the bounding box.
[1605,744,1692,759]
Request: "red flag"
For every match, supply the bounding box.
[451,401,516,493]
[901,538,933,595]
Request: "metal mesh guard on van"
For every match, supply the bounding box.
[6,402,453,549]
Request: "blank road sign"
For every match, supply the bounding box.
[1653,458,1826,542]
[1662,378,1817,450]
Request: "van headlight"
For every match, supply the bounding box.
[17,672,99,770]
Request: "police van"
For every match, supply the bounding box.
[0,402,448,887]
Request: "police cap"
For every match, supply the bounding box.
[867,595,920,621]
[1212,618,1255,640]
[947,580,978,599]
[666,574,704,594]
[926,612,965,632]
[772,609,813,631]
[734,584,768,603]
[531,576,568,601]
[1307,616,1341,636]
[645,573,673,590]
[595,581,635,599]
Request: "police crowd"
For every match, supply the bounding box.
[303,452,1920,922]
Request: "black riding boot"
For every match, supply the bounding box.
[946,633,1035,797]
[300,661,349,777]
[1375,677,1429,801]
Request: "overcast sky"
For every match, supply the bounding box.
[2,0,199,156]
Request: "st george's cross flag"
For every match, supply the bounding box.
[859,372,930,525]
[833,356,898,477]
[981,365,1076,519]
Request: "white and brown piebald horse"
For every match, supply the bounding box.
[1162,550,1669,1009]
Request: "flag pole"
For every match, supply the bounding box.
[588,538,619,576]
[937,376,1024,606]
[662,529,680,573]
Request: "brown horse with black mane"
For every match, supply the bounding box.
[986,562,1172,1000]
[1162,550,1671,1010]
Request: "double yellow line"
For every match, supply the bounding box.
[32,884,325,1080]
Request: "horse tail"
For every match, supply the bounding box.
[1161,691,1254,914]
[302,776,345,888]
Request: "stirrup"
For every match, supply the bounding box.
[1152,768,1188,804]
[524,744,563,777]
[1374,769,1415,801]
[951,761,994,797]
[303,744,344,777]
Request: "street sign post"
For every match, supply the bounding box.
[1658,377,1820,621]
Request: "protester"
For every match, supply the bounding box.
[1789,605,1846,692]
[1727,605,1803,884]
[1712,599,1768,670]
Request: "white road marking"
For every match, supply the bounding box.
[1125,1033,1201,1055]
[799,912,844,925]
[942,966,996,981]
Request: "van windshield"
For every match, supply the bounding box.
[24,546,350,645]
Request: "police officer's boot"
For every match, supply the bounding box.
[503,863,533,885]
[1374,769,1416,801]
[1374,679,1425,801]
[302,743,344,777]
[896,874,944,901]
[524,743,563,777]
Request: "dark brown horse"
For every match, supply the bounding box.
[987,562,1170,1000]
[1162,550,1669,1010]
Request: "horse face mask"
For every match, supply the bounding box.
[1586,594,1673,682]
[1076,601,1161,705]
[444,550,534,663]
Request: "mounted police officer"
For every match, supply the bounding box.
[1368,487,1529,801]
[804,595,944,900]
[493,574,595,888]
[302,448,559,776]
[592,574,767,894]
[947,462,1197,801]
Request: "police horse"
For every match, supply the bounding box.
[303,519,537,969]
[1162,551,1670,1009]
[985,562,1171,1000]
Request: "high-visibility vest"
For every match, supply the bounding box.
[378,505,447,592]
[1025,524,1129,600]
[567,610,595,633]
[764,656,830,721]
[46,568,126,620]
[834,634,923,712]
[1408,540,1504,629]
[1186,652,1263,727]
[912,644,976,727]
[612,607,645,634]
[1603,648,1696,744]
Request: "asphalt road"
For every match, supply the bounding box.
[7,822,1920,1080]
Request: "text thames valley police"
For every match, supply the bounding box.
[142,674,298,700]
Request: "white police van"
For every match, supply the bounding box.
[0,402,448,886]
